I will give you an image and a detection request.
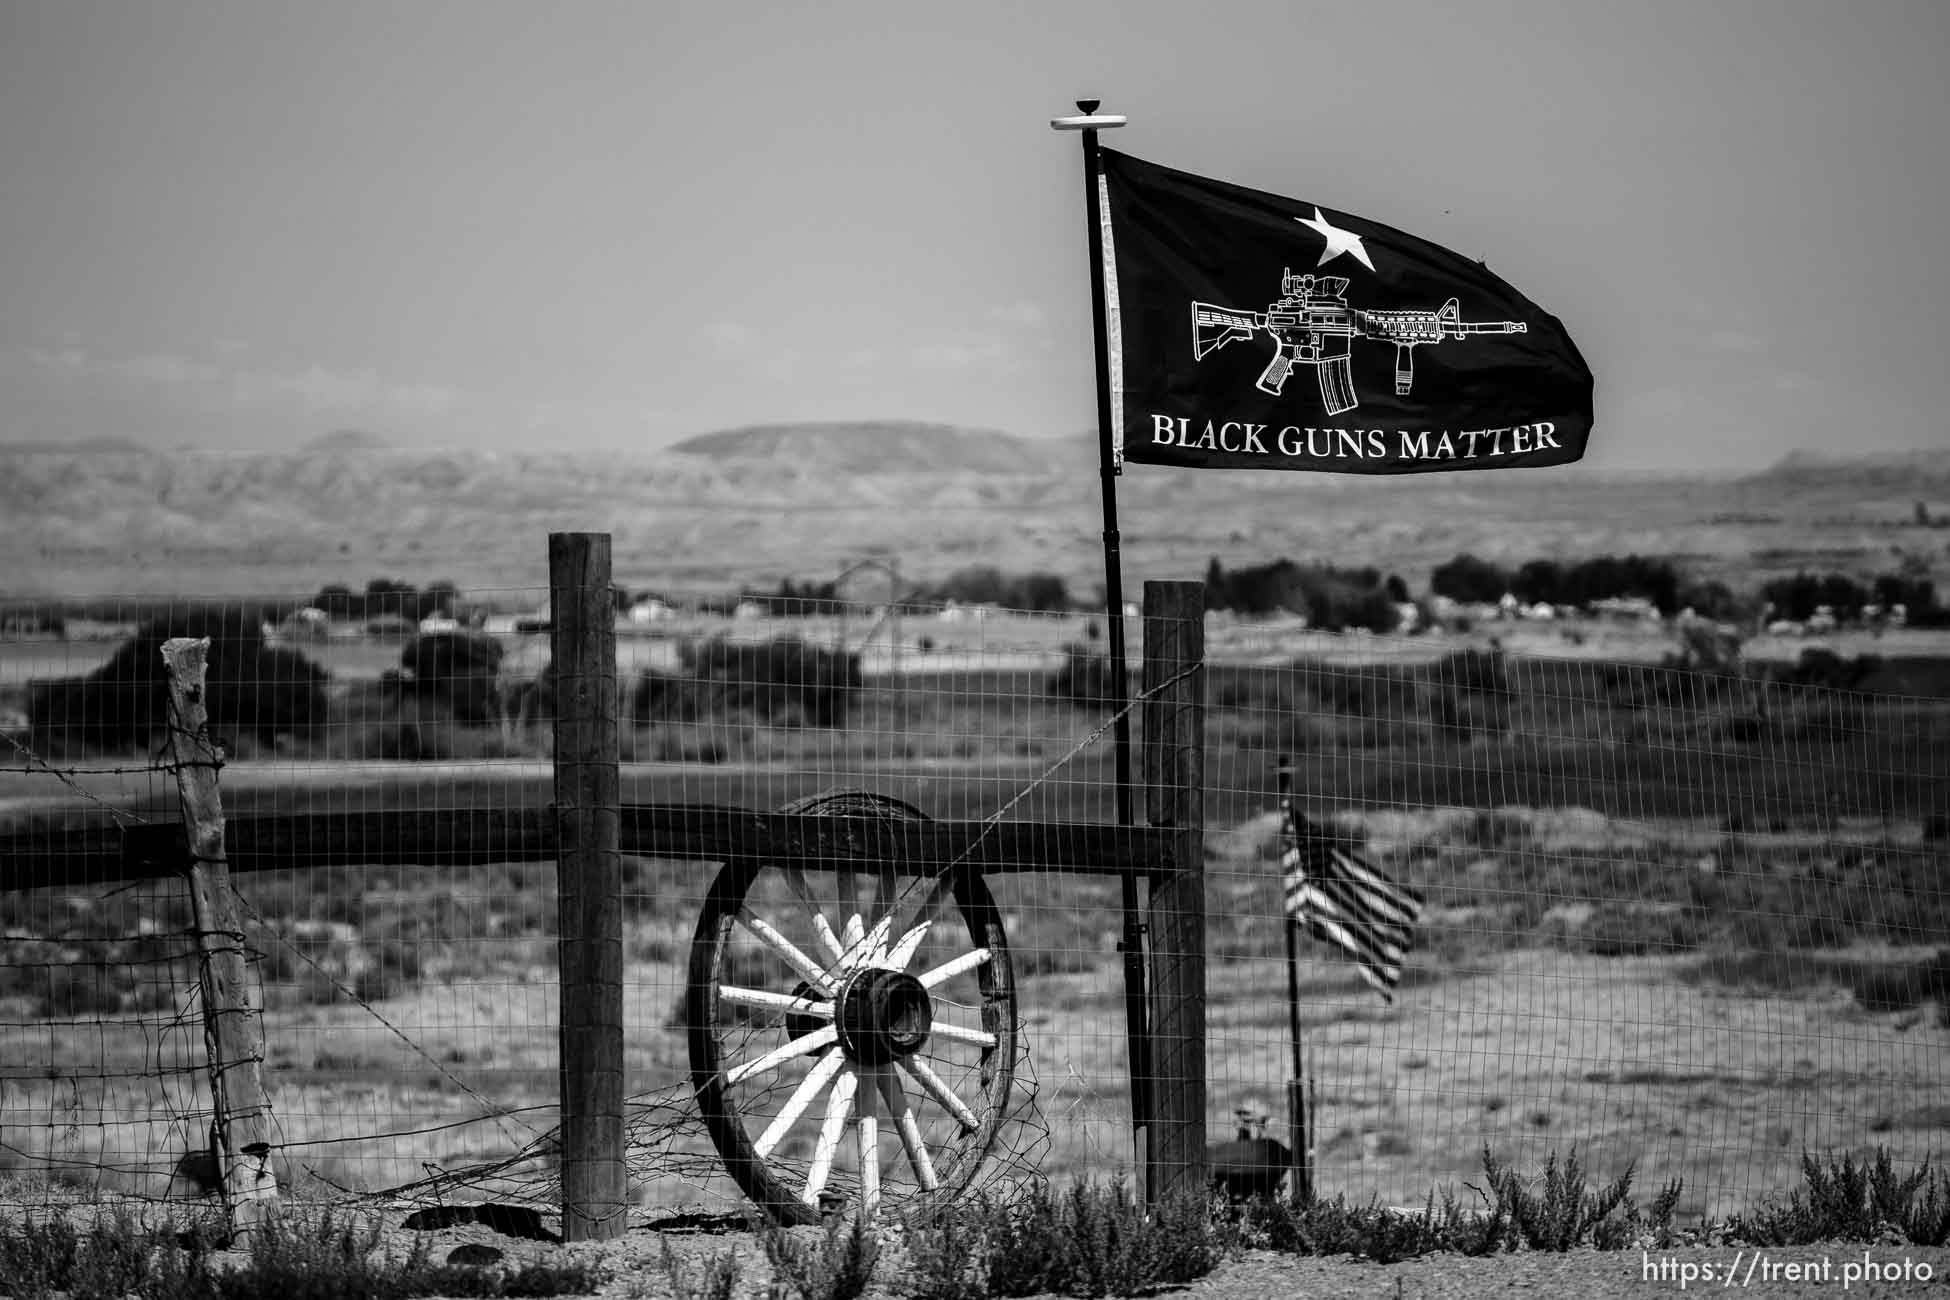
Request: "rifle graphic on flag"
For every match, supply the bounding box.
[1279,796,1425,1003]
[1192,270,1529,416]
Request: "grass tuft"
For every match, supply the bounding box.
[1727,1149,1950,1247]
[920,1177,1219,1299]
[759,1213,879,1300]
[0,1207,607,1300]
[656,1234,742,1300]
[1222,1146,1682,1261]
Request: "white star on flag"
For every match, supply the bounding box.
[1296,207,1374,272]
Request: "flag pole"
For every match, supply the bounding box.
[1277,754,1313,1203]
[1051,98,1151,1176]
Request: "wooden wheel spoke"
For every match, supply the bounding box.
[927,1020,997,1050]
[784,866,845,962]
[717,986,834,1019]
[875,1066,938,1191]
[756,1049,845,1159]
[898,1056,981,1132]
[858,913,896,968]
[727,1024,837,1086]
[917,947,991,990]
[884,920,932,972]
[857,1065,882,1216]
[802,1067,859,1207]
[738,910,837,993]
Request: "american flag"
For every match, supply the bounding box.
[1281,804,1424,1002]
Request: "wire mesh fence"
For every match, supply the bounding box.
[0,585,1944,1228]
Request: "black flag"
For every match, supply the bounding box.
[1098,148,1594,473]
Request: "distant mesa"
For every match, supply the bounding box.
[1753,446,1950,491]
[0,435,151,454]
[667,420,1063,476]
[303,428,391,453]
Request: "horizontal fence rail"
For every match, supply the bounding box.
[0,809,1178,889]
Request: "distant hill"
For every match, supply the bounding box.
[302,428,391,453]
[669,421,1061,476]
[5,423,1943,601]
[1752,447,1950,492]
[0,435,151,454]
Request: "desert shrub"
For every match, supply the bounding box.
[1207,559,1396,630]
[220,1209,605,1298]
[659,1237,742,1300]
[1474,1146,1670,1252]
[967,1179,1220,1297]
[1851,949,1950,1012]
[1579,904,1703,956]
[1558,554,1684,614]
[1330,584,1403,633]
[362,722,439,761]
[742,576,841,617]
[1774,647,1881,691]
[397,630,504,724]
[314,577,459,624]
[1676,578,1748,623]
[1872,571,1942,623]
[1427,647,1510,695]
[27,607,327,754]
[1460,808,1531,849]
[924,566,1072,612]
[1728,1149,1950,1247]
[1049,644,1121,710]
[1631,660,1743,711]
[1291,660,1417,719]
[1763,909,1854,950]
[899,1201,988,1300]
[36,964,126,1019]
[0,602,66,637]
[760,1214,879,1300]
[631,636,858,728]
[1430,553,1508,605]
[1509,559,1564,605]
[1228,1147,1678,1260]
[1762,571,1868,623]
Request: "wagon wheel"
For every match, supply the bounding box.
[687,792,1018,1224]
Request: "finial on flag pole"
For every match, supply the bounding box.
[1050,97,1127,131]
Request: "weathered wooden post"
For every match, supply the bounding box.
[1140,580,1206,1203]
[551,532,627,1239]
[162,637,278,1236]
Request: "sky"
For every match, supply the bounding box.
[1,0,1945,471]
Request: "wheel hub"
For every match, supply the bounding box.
[833,968,933,1066]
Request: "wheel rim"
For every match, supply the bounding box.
[687,793,1018,1224]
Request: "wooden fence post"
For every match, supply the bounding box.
[1140,581,1205,1204]
[550,533,627,1240]
[162,637,278,1236]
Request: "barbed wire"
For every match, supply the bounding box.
[0,732,160,834]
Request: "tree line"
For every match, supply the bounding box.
[1428,552,1943,626]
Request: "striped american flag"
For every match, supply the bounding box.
[1281,804,1424,1002]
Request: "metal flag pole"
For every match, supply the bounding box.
[1051,98,1152,1175]
[1276,753,1314,1204]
